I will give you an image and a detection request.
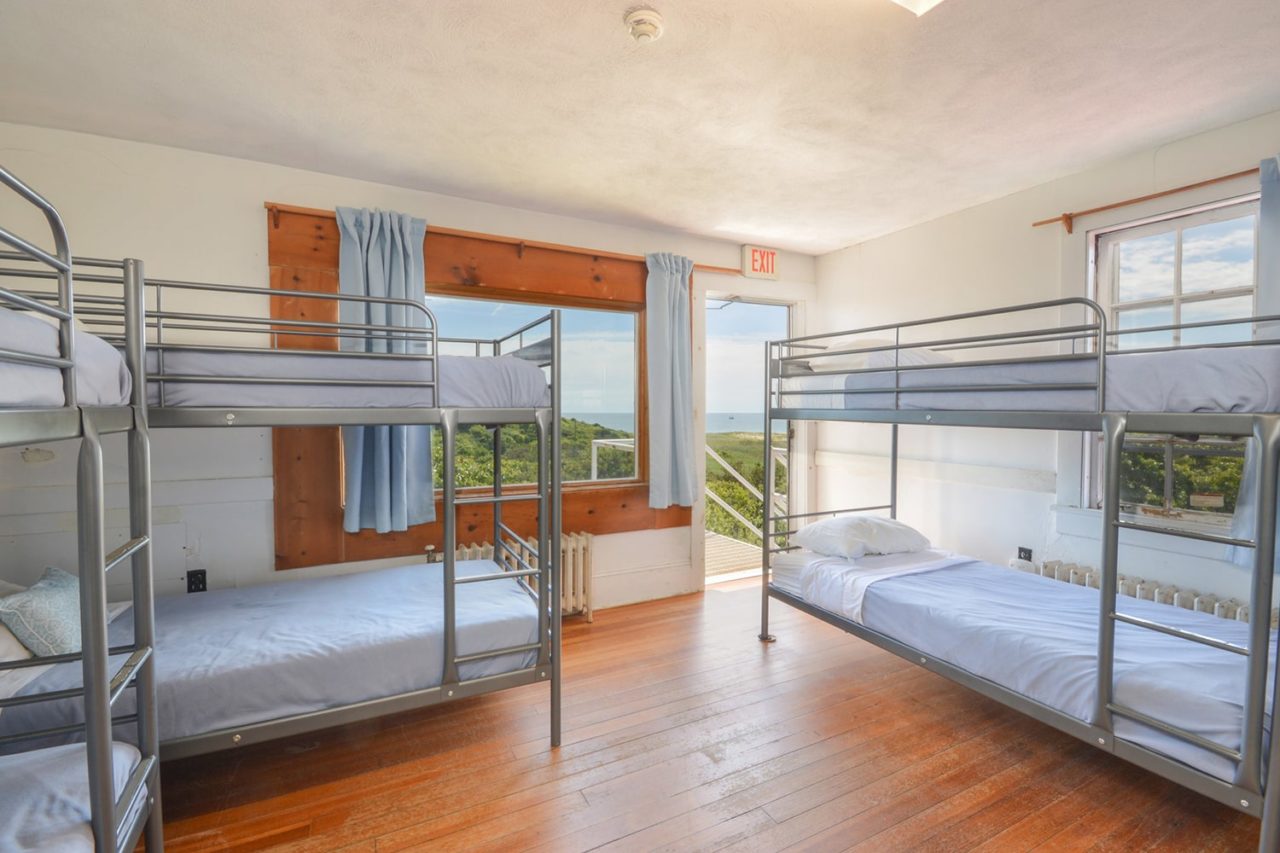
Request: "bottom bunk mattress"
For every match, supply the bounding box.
[0,560,539,746]
[0,742,143,852]
[775,549,1270,784]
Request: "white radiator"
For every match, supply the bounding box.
[454,532,594,621]
[1030,560,1278,627]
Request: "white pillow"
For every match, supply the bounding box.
[809,337,895,372]
[793,515,931,559]
[810,337,953,372]
[0,579,25,597]
[866,346,953,368]
[0,623,32,662]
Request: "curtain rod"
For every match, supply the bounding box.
[1031,167,1260,234]
[264,201,742,276]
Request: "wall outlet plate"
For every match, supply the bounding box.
[1017,547,1033,562]
[186,569,207,594]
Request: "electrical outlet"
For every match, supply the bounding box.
[186,569,207,594]
[1017,547,1033,562]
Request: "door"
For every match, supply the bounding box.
[703,297,791,580]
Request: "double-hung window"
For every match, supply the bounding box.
[1089,197,1260,529]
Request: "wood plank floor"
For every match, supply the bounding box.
[159,580,1259,852]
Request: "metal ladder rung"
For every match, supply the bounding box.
[0,714,138,749]
[456,568,540,585]
[104,535,150,573]
[1111,612,1249,656]
[1108,702,1242,761]
[1113,519,1254,549]
[453,641,542,665]
[0,684,86,709]
[113,753,156,841]
[108,646,153,706]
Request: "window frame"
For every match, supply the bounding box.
[267,205,692,571]
[425,290,645,490]
[1084,193,1261,530]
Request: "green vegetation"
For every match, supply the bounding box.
[705,431,787,546]
[430,418,635,487]
[432,420,784,547]
[1119,437,1243,516]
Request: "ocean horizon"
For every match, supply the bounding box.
[566,412,784,434]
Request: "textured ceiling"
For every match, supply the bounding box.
[1,0,1279,254]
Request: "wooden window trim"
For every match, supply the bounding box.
[267,204,690,570]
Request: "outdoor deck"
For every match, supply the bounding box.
[705,531,762,579]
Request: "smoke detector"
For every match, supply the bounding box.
[624,7,664,44]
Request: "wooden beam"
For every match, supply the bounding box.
[264,201,743,276]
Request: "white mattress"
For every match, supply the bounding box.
[779,345,1280,413]
[0,560,540,746]
[146,349,551,409]
[0,742,142,852]
[780,550,1271,783]
[0,307,131,408]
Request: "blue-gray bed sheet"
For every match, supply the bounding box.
[793,555,1273,784]
[0,559,539,747]
[0,742,142,852]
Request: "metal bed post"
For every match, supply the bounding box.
[125,258,165,850]
[889,425,899,520]
[77,411,116,853]
[1237,415,1280,795]
[1261,617,1280,849]
[534,409,550,669]
[760,340,776,643]
[1093,412,1127,735]
[549,310,563,747]
[441,408,460,687]
[492,424,503,563]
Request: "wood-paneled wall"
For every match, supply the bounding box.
[267,206,690,570]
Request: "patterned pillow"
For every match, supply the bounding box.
[0,568,80,657]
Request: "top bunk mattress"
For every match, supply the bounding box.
[0,307,132,408]
[145,349,551,409]
[778,549,1271,784]
[779,344,1280,414]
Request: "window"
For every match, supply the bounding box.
[1088,198,1259,528]
[1098,199,1259,350]
[426,294,639,487]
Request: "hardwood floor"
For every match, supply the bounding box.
[159,579,1259,852]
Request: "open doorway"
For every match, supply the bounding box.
[704,297,790,581]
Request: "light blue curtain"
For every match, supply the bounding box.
[646,252,696,509]
[337,206,435,533]
[1229,155,1280,564]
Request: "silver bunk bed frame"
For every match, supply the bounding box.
[760,297,1280,852]
[0,166,163,851]
[76,261,564,759]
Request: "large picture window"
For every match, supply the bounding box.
[427,294,640,486]
[1088,197,1259,529]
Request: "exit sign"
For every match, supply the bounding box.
[742,245,778,280]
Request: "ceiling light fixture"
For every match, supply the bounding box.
[624,7,664,44]
[888,0,949,15]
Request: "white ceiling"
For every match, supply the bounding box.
[1,0,1279,254]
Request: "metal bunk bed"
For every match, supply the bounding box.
[95,260,565,759]
[761,297,1280,852]
[0,166,163,851]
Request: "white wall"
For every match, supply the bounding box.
[0,122,816,606]
[814,109,1280,601]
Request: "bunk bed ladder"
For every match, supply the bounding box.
[1098,413,1280,813]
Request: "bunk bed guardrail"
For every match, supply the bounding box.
[0,169,162,851]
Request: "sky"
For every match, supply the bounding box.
[705,300,789,413]
[1113,213,1256,348]
[427,295,788,416]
